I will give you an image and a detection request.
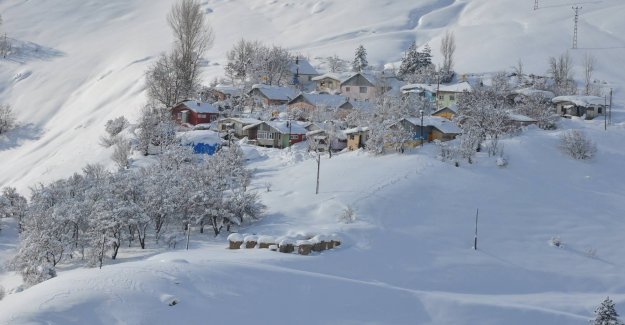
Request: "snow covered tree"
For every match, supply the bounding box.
[225,39,259,85]
[0,104,16,135]
[398,42,420,77]
[583,53,598,96]
[352,45,368,72]
[559,130,596,160]
[0,187,27,231]
[592,297,624,325]
[399,42,433,80]
[168,0,214,98]
[145,53,184,109]
[327,54,347,73]
[111,137,132,170]
[514,93,559,130]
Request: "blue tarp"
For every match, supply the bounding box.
[191,143,220,155]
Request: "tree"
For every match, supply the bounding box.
[514,93,559,130]
[145,53,184,109]
[225,40,292,86]
[352,45,368,72]
[0,104,16,135]
[559,130,597,160]
[327,54,347,73]
[440,31,456,82]
[548,51,576,95]
[111,137,132,170]
[167,0,214,98]
[583,53,597,96]
[592,297,624,325]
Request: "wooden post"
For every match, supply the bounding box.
[609,88,613,124]
[605,95,607,131]
[315,153,321,194]
[473,208,479,250]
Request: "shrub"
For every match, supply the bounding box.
[559,130,596,160]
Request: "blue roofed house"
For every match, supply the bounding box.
[389,116,462,146]
[290,57,320,91]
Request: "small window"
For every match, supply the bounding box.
[359,87,367,94]
[449,95,455,101]
[177,113,182,119]
[439,95,444,100]
[198,114,207,118]
[290,134,299,140]
[598,107,603,114]
[345,87,351,92]
[308,76,312,81]
[349,135,355,140]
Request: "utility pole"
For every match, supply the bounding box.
[609,88,613,124]
[315,153,321,195]
[186,223,191,250]
[473,209,479,251]
[572,6,582,49]
[604,95,608,130]
[534,0,539,10]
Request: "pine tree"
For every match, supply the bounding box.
[418,43,432,69]
[592,297,624,325]
[352,45,368,72]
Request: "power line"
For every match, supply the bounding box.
[534,0,539,10]
[572,6,582,49]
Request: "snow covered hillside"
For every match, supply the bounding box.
[0,0,624,191]
[1,0,625,324]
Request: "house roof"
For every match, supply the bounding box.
[289,57,319,76]
[347,100,376,111]
[312,72,350,82]
[288,93,348,108]
[552,95,605,107]
[178,100,219,114]
[507,113,537,123]
[250,84,299,101]
[432,106,457,115]
[242,121,307,135]
[219,117,261,125]
[401,81,472,94]
[177,130,222,145]
[512,88,555,99]
[402,116,462,134]
[340,72,378,87]
[343,126,370,135]
[213,84,244,97]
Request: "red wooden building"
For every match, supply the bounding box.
[171,100,220,126]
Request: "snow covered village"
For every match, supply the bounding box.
[0,0,625,324]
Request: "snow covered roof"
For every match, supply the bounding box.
[179,100,219,114]
[288,93,348,107]
[250,84,299,101]
[213,84,244,96]
[344,126,370,135]
[289,57,319,76]
[348,100,376,111]
[401,82,472,94]
[432,106,457,115]
[267,121,307,134]
[220,117,261,125]
[243,121,307,134]
[311,72,346,82]
[552,95,606,107]
[512,88,555,99]
[341,72,378,87]
[507,113,537,123]
[177,130,223,145]
[402,116,462,134]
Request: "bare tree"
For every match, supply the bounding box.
[167,0,214,98]
[559,130,596,160]
[327,54,347,73]
[583,53,596,96]
[146,53,183,108]
[112,137,132,170]
[440,31,456,82]
[548,52,575,95]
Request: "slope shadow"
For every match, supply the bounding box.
[2,37,65,64]
[0,123,44,151]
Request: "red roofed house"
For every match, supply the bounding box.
[171,100,220,126]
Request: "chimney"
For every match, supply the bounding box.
[197,102,201,107]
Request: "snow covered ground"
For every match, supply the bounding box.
[1,0,625,323]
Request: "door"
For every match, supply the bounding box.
[181,111,189,124]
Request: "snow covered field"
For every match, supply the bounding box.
[1,0,625,323]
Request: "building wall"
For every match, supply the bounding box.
[315,78,341,92]
[341,85,376,101]
[436,91,460,109]
[172,106,218,125]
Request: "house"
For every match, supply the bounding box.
[431,107,457,121]
[216,117,261,138]
[209,84,244,101]
[401,81,472,109]
[344,127,370,151]
[312,73,346,93]
[340,73,379,102]
[509,88,555,104]
[242,121,307,149]
[506,113,538,127]
[171,100,220,126]
[287,93,349,117]
[248,84,299,106]
[307,129,347,153]
[290,57,319,90]
[390,116,461,144]
[552,96,606,119]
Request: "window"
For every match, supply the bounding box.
[359,87,367,93]
[439,95,444,100]
[177,113,182,119]
[290,134,299,140]
[308,76,312,81]
[345,87,351,92]
[598,107,603,114]
[349,135,355,140]
[449,95,455,101]
[198,114,207,118]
